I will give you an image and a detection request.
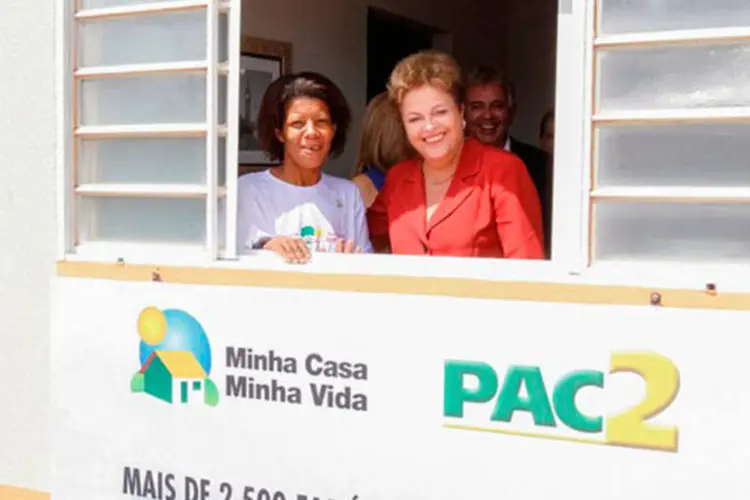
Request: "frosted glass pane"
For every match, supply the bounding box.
[80,74,205,125]
[596,123,750,187]
[79,197,205,243]
[79,10,205,67]
[218,196,226,250]
[218,137,226,187]
[219,13,229,63]
[218,74,227,124]
[597,42,750,111]
[594,202,750,263]
[599,0,750,35]
[79,138,206,184]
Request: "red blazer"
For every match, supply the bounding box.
[367,138,544,259]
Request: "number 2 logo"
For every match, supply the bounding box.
[606,352,680,452]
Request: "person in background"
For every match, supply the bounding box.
[352,91,413,208]
[539,108,554,157]
[237,71,372,263]
[367,51,544,259]
[537,108,555,257]
[463,66,551,252]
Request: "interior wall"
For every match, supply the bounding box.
[501,0,558,147]
[242,0,507,178]
[0,0,56,493]
[242,0,558,175]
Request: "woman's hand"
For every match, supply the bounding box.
[263,236,311,264]
[262,236,361,263]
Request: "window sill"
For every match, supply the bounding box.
[581,260,750,294]
[57,249,750,310]
[63,247,565,282]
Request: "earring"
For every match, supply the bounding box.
[462,119,467,129]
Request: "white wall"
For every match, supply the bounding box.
[242,0,508,178]
[0,0,56,493]
[0,0,557,492]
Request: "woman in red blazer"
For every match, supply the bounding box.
[367,51,544,259]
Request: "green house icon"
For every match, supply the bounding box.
[140,351,208,404]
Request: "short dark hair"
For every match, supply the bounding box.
[256,71,351,162]
[465,66,514,107]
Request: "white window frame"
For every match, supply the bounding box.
[56,0,750,293]
[581,1,750,289]
[57,0,242,263]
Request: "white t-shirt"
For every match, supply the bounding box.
[237,170,373,253]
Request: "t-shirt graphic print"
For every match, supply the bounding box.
[236,170,373,254]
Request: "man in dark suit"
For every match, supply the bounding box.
[463,66,552,257]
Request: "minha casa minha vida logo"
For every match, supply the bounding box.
[130,306,370,412]
[131,306,220,407]
[125,308,363,500]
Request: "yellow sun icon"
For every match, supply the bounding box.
[137,306,167,346]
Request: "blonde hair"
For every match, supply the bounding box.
[387,50,464,106]
[355,92,413,174]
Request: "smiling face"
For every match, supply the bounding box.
[399,84,464,167]
[464,82,513,147]
[277,97,336,171]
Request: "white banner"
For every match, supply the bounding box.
[51,277,750,499]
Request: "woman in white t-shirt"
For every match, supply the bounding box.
[237,71,373,263]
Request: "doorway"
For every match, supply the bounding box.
[366,8,441,102]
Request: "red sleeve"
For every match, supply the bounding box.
[366,171,391,251]
[491,155,545,259]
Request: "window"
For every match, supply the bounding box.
[58,0,750,281]
[587,0,750,266]
[59,0,242,261]
[61,0,573,271]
